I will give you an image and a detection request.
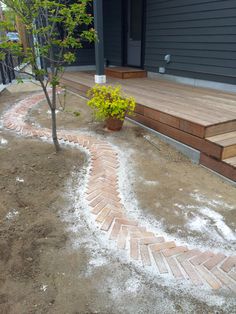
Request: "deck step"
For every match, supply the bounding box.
[60,77,89,97]
[205,120,236,138]
[206,131,236,160]
[134,110,236,160]
[130,111,225,156]
[105,67,147,79]
[134,104,206,138]
[200,154,236,182]
[135,104,236,139]
[224,156,236,167]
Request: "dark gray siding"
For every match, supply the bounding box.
[145,0,236,84]
[43,47,95,69]
[72,48,95,66]
[103,0,123,66]
[72,0,123,67]
[68,3,95,67]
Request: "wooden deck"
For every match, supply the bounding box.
[61,70,236,181]
[105,67,147,79]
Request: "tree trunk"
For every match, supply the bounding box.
[51,85,60,152]
[51,107,60,152]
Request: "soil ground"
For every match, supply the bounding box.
[0,83,235,314]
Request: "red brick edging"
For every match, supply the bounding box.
[2,92,236,293]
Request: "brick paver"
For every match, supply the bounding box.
[166,256,184,279]
[95,207,111,223]
[117,226,129,249]
[140,244,151,266]
[180,260,203,285]
[204,253,226,270]
[152,252,169,274]
[163,246,188,257]
[100,212,123,231]
[151,241,176,252]
[190,251,215,266]
[221,256,236,273]
[2,92,236,293]
[197,265,222,290]
[130,238,139,260]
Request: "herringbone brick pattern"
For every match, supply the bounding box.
[2,92,236,294]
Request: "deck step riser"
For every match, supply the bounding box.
[222,145,236,160]
[134,112,236,162]
[200,154,236,182]
[224,156,236,167]
[135,105,206,138]
[135,105,236,139]
[105,68,147,80]
[206,131,236,160]
[130,113,223,157]
[205,121,236,137]
[60,79,89,98]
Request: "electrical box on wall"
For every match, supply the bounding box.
[164,54,171,63]
[159,67,165,74]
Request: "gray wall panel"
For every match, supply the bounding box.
[145,0,236,84]
[73,49,95,66]
[71,0,123,67]
[103,0,123,66]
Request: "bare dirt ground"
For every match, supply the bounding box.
[30,90,236,252]
[0,84,235,314]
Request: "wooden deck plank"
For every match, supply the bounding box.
[135,105,206,137]
[224,157,236,166]
[65,71,236,109]
[205,122,236,138]
[62,71,236,137]
[207,131,236,160]
[207,131,236,143]
[130,77,236,104]
[109,76,236,116]
[222,145,236,160]
[63,73,215,126]
[218,137,236,146]
[106,67,146,73]
[64,71,236,103]
[63,72,236,126]
[208,136,236,147]
[119,83,231,124]
[105,67,147,79]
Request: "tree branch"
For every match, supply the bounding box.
[0,61,35,78]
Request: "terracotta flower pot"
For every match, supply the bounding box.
[106,116,124,131]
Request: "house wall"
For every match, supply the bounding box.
[65,2,95,68]
[103,0,123,66]
[68,0,123,68]
[73,48,95,66]
[144,0,236,84]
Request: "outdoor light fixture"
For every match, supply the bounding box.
[164,54,171,64]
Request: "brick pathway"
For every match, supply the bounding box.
[2,92,236,294]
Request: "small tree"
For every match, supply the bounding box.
[0,0,96,151]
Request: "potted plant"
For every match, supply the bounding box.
[87,84,136,131]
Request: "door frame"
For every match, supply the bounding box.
[122,0,146,68]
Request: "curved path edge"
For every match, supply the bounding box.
[2,92,236,294]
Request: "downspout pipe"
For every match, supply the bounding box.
[93,0,106,84]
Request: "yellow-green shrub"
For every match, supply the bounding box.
[87,84,136,121]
